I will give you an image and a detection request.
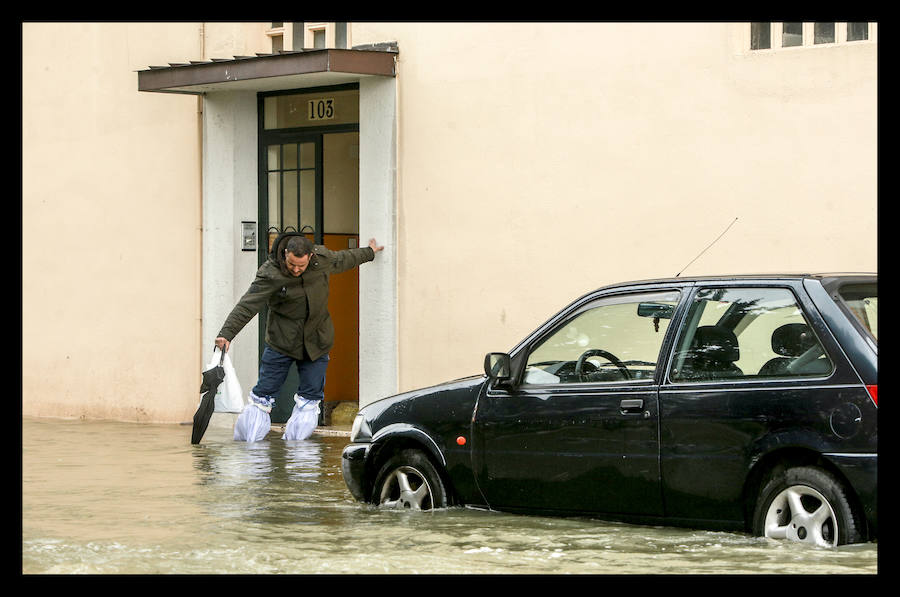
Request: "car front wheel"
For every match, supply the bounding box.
[752,466,865,547]
[372,449,448,511]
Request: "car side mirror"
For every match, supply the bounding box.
[484,352,511,381]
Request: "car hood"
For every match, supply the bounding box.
[360,374,485,429]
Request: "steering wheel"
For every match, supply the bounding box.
[574,349,631,380]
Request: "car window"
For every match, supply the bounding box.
[837,283,877,341]
[523,290,680,385]
[669,287,833,382]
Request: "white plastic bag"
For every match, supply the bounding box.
[282,395,320,441]
[233,392,273,442]
[206,348,244,413]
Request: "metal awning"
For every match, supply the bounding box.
[137,46,397,94]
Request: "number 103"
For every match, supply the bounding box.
[308,98,335,121]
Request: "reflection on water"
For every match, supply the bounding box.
[22,416,877,574]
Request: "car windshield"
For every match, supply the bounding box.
[838,283,877,341]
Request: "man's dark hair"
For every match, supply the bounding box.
[284,236,314,258]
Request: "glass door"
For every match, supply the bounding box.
[264,137,322,251]
[260,135,322,423]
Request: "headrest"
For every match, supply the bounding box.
[691,326,740,363]
[771,323,815,357]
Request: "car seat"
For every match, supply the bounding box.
[680,325,743,380]
[758,323,831,377]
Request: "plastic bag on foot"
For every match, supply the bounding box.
[233,393,273,442]
[282,395,320,441]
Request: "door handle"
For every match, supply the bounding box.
[619,399,644,414]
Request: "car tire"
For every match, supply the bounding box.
[752,465,865,546]
[372,449,448,511]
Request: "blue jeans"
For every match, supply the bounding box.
[251,345,329,403]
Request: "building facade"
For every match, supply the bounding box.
[22,22,878,424]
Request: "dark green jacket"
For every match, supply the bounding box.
[217,243,375,362]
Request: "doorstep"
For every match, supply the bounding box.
[271,422,351,437]
[203,411,351,437]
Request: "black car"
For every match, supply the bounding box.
[342,274,877,546]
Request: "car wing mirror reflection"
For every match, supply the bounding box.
[484,352,511,382]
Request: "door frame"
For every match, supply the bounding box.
[199,78,397,418]
[256,84,361,422]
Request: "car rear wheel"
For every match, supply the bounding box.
[752,466,864,547]
[372,449,448,511]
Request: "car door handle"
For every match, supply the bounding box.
[619,399,644,414]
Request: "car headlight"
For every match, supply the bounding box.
[350,412,372,442]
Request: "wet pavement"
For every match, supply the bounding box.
[22,416,878,575]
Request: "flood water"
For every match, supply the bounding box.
[22,416,877,575]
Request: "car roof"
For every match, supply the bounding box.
[605,272,875,285]
[591,273,877,294]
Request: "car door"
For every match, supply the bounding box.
[472,287,685,517]
[657,280,859,524]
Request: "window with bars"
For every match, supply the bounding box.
[266,22,285,53]
[264,22,351,52]
[290,22,351,50]
[848,22,869,41]
[749,22,873,51]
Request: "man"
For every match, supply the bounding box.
[215,232,384,441]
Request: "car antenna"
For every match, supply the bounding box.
[675,217,738,277]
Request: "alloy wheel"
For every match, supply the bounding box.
[378,465,436,511]
[762,484,838,547]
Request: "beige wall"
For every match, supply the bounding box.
[22,23,283,423]
[22,23,201,422]
[22,22,877,422]
[202,22,274,59]
[349,23,877,391]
